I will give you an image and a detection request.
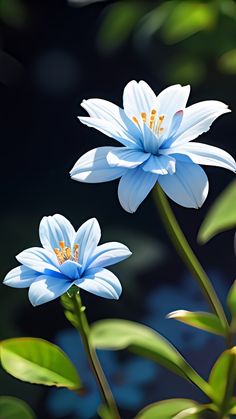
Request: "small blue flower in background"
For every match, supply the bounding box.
[143,270,228,351]
[47,329,157,419]
[71,80,236,212]
[3,214,131,306]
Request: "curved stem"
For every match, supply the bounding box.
[71,292,120,419]
[153,185,230,344]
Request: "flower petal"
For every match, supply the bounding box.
[142,155,176,175]
[81,98,141,147]
[28,275,72,306]
[70,147,126,183]
[59,260,81,280]
[16,247,60,274]
[171,100,230,146]
[73,218,101,270]
[123,80,156,118]
[158,159,209,208]
[163,142,236,172]
[39,214,75,251]
[88,242,132,270]
[155,84,190,144]
[107,148,150,168]
[76,267,121,299]
[118,167,158,213]
[3,265,39,288]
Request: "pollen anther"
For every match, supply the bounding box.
[141,112,147,123]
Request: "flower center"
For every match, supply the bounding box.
[54,241,79,265]
[132,109,165,136]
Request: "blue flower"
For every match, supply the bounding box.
[3,214,131,306]
[71,80,236,212]
[47,329,157,419]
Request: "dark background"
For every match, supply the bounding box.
[0,1,235,418]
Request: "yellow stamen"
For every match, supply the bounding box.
[59,241,65,250]
[65,247,71,259]
[156,115,165,135]
[141,112,147,123]
[54,248,65,264]
[132,116,139,125]
[149,109,157,129]
[74,244,79,262]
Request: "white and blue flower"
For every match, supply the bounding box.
[3,214,131,306]
[71,80,236,212]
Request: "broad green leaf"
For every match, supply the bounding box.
[162,1,217,44]
[219,49,236,74]
[0,337,81,390]
[0,396,36,419]
[135,399,210,419]
[209,347,236,406]
[91,319,211,396]
[97,1,145,53]
[227,281,236,317]
[198,180,236,244]
[167,310,225,336]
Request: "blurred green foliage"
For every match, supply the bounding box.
[97,0,236,85]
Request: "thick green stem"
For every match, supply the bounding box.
[153,185,230,343]
[71,293,120,419]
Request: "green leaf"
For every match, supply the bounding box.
[0,396,36,419]
[97,1,145,53]
[97,404,111,419]
[209,347,236,406]
[167,310,225,336]
[90,319,211,396]
[0,337,81,390]
[198,180,236,244]
[135,399,210,419]
[162,1,217,44]
[219,49,236,74]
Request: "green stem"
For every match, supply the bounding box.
[71,292,121,419]
[153,185,230,343]
[218,353,236,418]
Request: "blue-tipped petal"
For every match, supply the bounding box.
[73,218,101,270]
[70,147,126,183]
[163,142,236,173]
[87,242,132,270]
[28,275,72,306]
[16,247,60,274]
[39,214,75,251]
[3,265,39,288]
[59,260,81,280]
[76,267,121,300]
[158,159,209,208]
[107,148,150,168]
[142,155,176,175]
[118,167,158,213]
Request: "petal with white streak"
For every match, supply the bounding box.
[158,159,209,208]
[163,142,236,172]
[123,80,156,118]
[118,167,158,213]
[76,267,121,299]
[70,147,126,183]
[73,218,101,270]
[88,242,132,270]
[39,214,75,251]
[16,247,60,274]
[29,275,72,306]
[81,98,141,147]
[3,265,39,288]
[171,100,230,146]
[107,148,150,168]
